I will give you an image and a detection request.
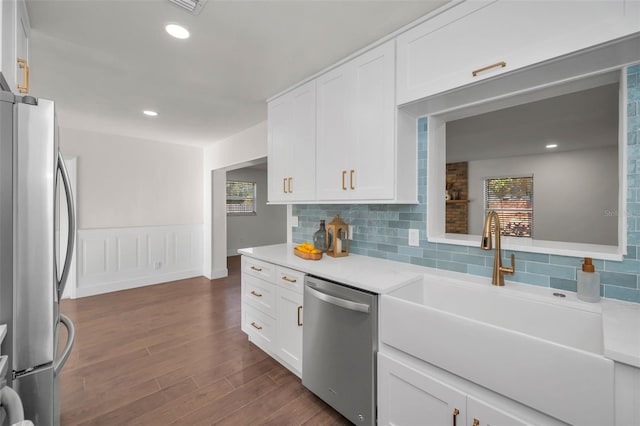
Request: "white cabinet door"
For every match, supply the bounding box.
[378,353,467,426]
[397,0,637,105]
[315,60,353,201]
[349,40,395,200]
[316,40,396,201]
[467,395,531,426]
[275,286,303,374]
[267,80,316,203]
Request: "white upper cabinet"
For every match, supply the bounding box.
[316,40,400,201]
[397,0,640,105]
[0,0,30,95]
[267,80,316,203]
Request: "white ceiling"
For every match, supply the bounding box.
[26,0,448,147]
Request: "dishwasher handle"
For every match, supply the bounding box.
[306,285,370,313]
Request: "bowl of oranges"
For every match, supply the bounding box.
[294,242,322,260]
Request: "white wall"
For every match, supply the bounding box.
[468,146,618,245]
[59,127,205,296]
[203,121,268,279]
[226,167,286,256]
[60,127,204,229]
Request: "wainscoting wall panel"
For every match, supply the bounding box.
[76,224,204,298]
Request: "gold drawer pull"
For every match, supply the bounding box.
[17,58,29,94]
[250,322,263,330]
[350,169,355,190]
[281,276,297,283]
[342,170,347,190]
[288,177,292,193]
[452,408,460,426]
[297,305,303,326]
[472,61,506,77]
[250,266,263,272]
[283,177,287,193]
[250,290,262,297]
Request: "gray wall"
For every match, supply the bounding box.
[468,146,618,245]
[226,167,286,255]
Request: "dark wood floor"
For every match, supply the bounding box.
[59,255,350,425]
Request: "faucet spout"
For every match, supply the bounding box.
[480,211,515,286]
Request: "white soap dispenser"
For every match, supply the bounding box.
[577,257,600,302]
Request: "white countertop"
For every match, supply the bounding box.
[239,243,640,368]
[238,244,423,294]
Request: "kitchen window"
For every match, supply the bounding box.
[484,176,533,238]
[226,181,257,216]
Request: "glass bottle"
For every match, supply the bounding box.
[313,220,326,252]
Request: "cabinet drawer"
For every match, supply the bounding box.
[275,266,305,293]
[243,305,275,352]
[243,274,276,316]
[242,256,275,282]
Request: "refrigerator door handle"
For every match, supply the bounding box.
[56,151,76,300]
[53,314,75,377]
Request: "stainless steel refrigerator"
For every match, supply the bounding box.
[0,90,76,425]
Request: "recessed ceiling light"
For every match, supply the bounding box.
[545,143,558,149]
[165,24,190,39]
[143,110,158,117]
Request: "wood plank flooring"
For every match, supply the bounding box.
[59,256,350,425]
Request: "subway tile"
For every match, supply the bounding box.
[435,250,452,261]
[410,256,436,268]
[387,220,411,229]
[549,256,604,271]
[436,243,469,254]
[599,271,638,288]
[604,258,640,274]
[505,251,549,263]
[377,243,399,254]
[467,264,493,278]
[628,70,638,87]
[399,212,424,221]
[398,246,424,257]
[468,246,490,256]
[626,245,637,260]
[387,253,411,263]
[630,102,638,117]
[451,253,486,266]
[420,240,439,250]
[526,262,575,280]
[422,249,438,259]
[550,277,577,292]
[604,285,640,303]
[367,250,388,260]
[629,131,638,145]
[510,272,550,287]
[437,260,467,273]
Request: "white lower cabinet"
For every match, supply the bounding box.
[275,286,303,373]
[240,256,304,376]
[378,352,564,426]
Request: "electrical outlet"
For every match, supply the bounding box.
[154,261,162,270]
[408,229,419,247]
[291,216,299,227]
[348,226,354,240]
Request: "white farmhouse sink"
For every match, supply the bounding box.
[380,274,614,426]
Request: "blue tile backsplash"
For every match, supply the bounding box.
[293,65,640,304]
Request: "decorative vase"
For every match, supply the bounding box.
[313,220,326,252]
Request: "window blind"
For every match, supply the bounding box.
[484,176,533,237]
[226,181,257,215]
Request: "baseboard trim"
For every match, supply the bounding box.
[76,269,203,298]
[206,268,228,280]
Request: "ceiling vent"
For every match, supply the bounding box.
[168,0,208,15]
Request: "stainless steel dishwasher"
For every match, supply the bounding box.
[302,275,378,425]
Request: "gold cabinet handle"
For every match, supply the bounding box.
[350,169,355,190]
[283,177,287,193]
[288,177,292,193]
[250,290,262,297]
[17,58,29,94]
[452,408,460,426]
[250,322,262,330]
[472,61,506,77]
[297,305,303,326]
[281,276,297,283]
[342,170,347,190]
[472,419,479,426]
[250,266,262,272]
